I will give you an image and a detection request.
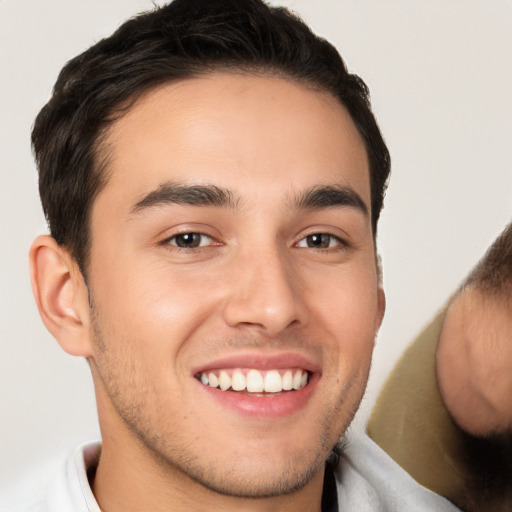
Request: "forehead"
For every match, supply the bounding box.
[99,73,370,211]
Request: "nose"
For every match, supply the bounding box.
[222,247,308,337]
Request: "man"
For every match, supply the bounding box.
[2,0,458,510]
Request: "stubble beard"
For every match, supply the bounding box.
[89,304,366,499]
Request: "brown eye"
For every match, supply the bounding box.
[297,233,341,249]
[306,234,330,248]
[168,233,211,248]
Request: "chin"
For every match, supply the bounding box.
[180,452,326,499]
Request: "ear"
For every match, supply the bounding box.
[29,235,92,357]
[374,252,386,330]
[375,285,386,331]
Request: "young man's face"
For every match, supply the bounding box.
[85,74,384,496]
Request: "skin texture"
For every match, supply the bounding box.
[437,286,512,436]
[30,74,385,512]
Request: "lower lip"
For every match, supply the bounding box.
[197,373,319,418]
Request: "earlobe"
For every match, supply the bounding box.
[29,235,92,357]
[376,286,386,330]
[374,253,386,330]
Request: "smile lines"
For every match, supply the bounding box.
[198,369,309,393]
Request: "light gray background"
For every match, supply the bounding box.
[1,0,511,487]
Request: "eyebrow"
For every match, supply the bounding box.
[292,185,369,216]
[130,181,368,217]
[131,182,237,214]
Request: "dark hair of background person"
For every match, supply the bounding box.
[32,0,391,276]
[463,222,512,299]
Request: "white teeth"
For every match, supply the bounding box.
[231,370,246,391]
[292,370,303,390]
[282,370,293,391]
[246,369,264,393]
[264,370,282,393]
[219,371,231,391]
[199,368,309,393]
[208,372,219,388]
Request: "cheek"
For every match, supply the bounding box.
[90,258,219,356]
[308,265,379,361]
[313,262,379,319]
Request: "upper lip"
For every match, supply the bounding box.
[191,351,321,376]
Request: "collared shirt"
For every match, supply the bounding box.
[0,433,460,511]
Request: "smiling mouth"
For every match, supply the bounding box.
[197,368,309,394]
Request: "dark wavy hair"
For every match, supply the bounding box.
[32,0,391,274]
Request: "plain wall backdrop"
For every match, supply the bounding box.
[1,0,511,488]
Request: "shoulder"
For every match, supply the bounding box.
[335,431,461,511]
[0,442,101,512]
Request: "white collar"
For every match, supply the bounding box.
[70,442,102,512]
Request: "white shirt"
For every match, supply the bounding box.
[0,433,460,511]
[335,432,460,511]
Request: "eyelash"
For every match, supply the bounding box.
[163,232,216,249]
[295,233,346,250]
[161,231,347,251]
